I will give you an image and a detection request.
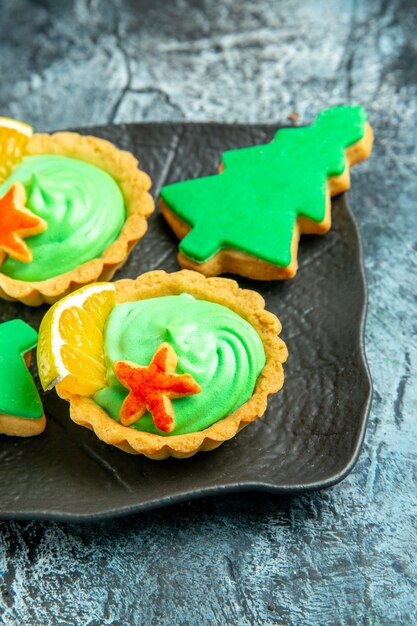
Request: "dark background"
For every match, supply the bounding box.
[0,0,416,624]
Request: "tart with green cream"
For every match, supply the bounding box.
[37,270,287,459]
[0,118,153,306]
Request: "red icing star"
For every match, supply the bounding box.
[0,182,47,265]
[113,343,202,433]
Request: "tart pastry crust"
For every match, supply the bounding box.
[0,132,154,306]
[58,270,288,459]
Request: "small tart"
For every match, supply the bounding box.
[57,270,288,459]
[0,132,154,306]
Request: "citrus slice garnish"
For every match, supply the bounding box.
[37,283,116,396]
[0,117,33,184]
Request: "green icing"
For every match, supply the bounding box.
[160,105,368,268]
[0,155,125,281]
[0,320,43,419]
[94,294,266,436]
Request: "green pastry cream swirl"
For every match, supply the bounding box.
[94,294,266,436]
[0,155,125,281]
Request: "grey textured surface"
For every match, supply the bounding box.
[0,0,416,624]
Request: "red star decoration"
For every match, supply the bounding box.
[0,182,47,265]
[113,343,202,433]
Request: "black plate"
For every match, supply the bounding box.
[0,123,372,521]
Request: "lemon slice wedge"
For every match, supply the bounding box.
[0,117,33,184]
[37,283,116,396]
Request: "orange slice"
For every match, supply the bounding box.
[0,117,33,184]
[37,283,116,396]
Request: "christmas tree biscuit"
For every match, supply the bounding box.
[0,319,45,437]
[160,105,373,280]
